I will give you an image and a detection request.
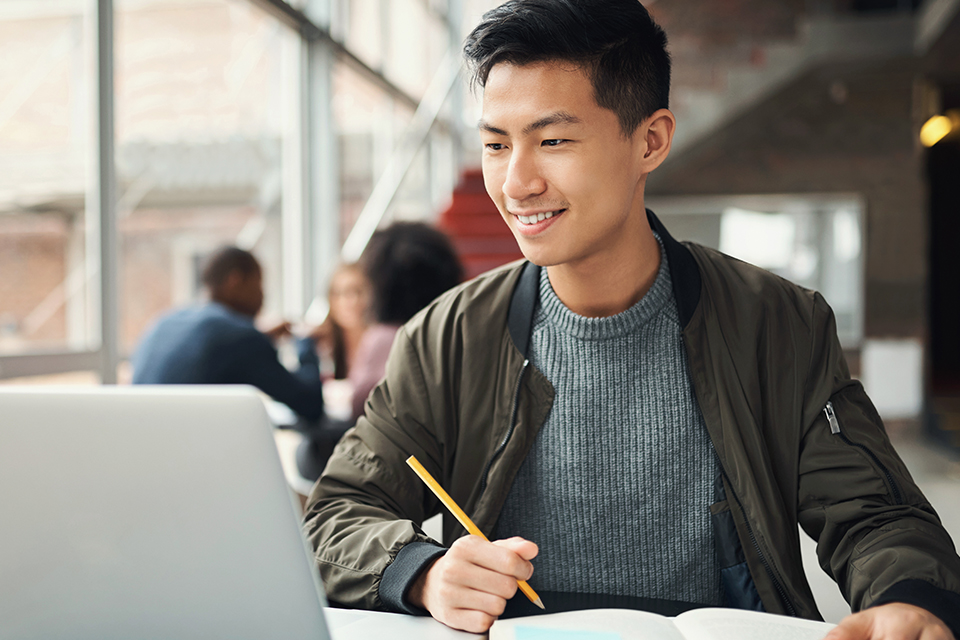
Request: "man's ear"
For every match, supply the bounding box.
[637,108,676,173]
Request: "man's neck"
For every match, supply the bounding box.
[545,223,661,318]
[209,296,254,319]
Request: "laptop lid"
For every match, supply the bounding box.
[0,386,330,640]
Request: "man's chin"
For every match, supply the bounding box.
[516,247,560,268]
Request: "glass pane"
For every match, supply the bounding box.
[651,195,864,348]
[0,1,95,355]
[383,0,448,100]
[333,62,414,243]
[114,0,299,353]
[336,0,449,101]
[392,115,434,223]
[341,0,383,72]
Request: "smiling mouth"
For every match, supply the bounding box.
[516,209,566,225]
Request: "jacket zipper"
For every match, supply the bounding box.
[720,467,798,617]
[681,334,796,614]
[823,400,903,504]
[479,359,529,494]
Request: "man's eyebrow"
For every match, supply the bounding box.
[477,112,582,137]
[523,112,581,135]
[477,120,508,135]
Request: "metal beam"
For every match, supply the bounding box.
[246,0,323,39]
[916,0,960,53]
[0,351,101,381]
[247,0,421,111]
[340,49,461,262]
[280,35,309,317]
[307,35,340,317]
[95,0,118,383]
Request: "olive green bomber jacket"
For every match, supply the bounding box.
[303,211,960,632]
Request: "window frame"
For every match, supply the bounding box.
[0,0,461,382]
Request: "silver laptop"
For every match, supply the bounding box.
[0,386,331,640]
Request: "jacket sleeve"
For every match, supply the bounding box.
[232,334,324,421]
[302,325,445,611]
[797,293,960,635]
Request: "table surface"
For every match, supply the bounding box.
[326,608,479,639]
[324,592,703,639]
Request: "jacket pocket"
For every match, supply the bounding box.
[711,498,765,612]
[822,400,904,505]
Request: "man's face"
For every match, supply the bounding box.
[329,267,370,330]
[231,268,264,317]
[479,61,648,270]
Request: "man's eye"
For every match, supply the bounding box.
[485,143,505,151]
[542,139,566,147]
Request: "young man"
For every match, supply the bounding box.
[133,246,325,421]
[303,1,960,637]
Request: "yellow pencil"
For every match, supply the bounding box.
[405,455,545,610]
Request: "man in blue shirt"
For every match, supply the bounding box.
[133,246,324,421]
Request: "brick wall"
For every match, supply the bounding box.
[0,214,68,347]
[648,57,926,338]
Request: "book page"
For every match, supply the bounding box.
[489,609,686,640]
[673,608,835,640]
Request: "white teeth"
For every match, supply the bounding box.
[518,210,558,225]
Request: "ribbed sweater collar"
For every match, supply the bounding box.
[536,235,675,341]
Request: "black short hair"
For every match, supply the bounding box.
[201,246,260,291]
[361,223,464,325]
[463,0,670,135]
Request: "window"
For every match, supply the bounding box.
[0,0,462,382]
[114,0,300,352]
[649,194,865,347]
[0,1,95,356]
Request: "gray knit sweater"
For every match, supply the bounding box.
[493,244,722,605]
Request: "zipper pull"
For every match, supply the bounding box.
[824,401,840,434]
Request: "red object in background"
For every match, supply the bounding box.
[438,169,525,280]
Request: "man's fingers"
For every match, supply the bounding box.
[421,536,541,633]
[493,536,540,561]
[438,586,510,618]
[825,603,955,640]
[450,535,535,581]
[422,557,510,633]
[824,612,872,640]
[824,622,864,640]
[430,549,519,600]
[456,567,519,600]
[437,608,497,634]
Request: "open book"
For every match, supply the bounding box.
[490,607,836,640]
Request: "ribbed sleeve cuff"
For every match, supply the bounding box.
[869,579,960,638]
[378,542,447,615]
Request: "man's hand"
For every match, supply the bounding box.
[407,536,538,633]
[262,321,292,342]
[825,603,955,640]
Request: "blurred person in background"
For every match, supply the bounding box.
[132,245,324,421]
[314,263,371,381]
[295,222,464,481]
[349,221,465,421]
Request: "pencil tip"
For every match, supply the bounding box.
[533,598,545,610]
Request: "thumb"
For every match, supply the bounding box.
[493,536,539,561]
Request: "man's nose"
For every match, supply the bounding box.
[502,148,546,201]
